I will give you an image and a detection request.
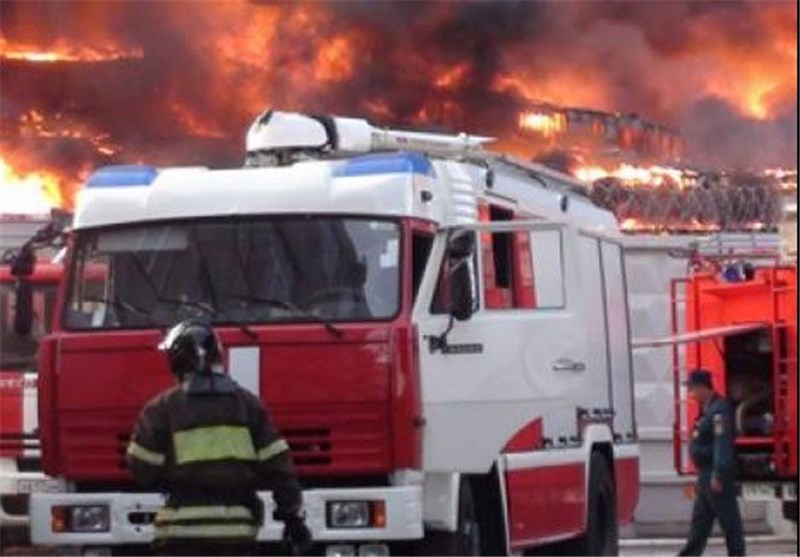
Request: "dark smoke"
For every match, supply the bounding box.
[0,0,796,174]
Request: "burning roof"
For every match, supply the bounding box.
[0,1,797,227]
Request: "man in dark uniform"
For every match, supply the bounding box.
[126,319,312,555]
[679,369,746,556]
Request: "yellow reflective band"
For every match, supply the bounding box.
[127,441,166,466]
[156,505,253,524]
[173,425,256,465]
[154,522,258,540]
[258,438,289,462]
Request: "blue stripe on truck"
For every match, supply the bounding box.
[86,165,159,188]
[334,152,435,178]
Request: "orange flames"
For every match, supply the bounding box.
[0,37,143,64]
[19,110,120,156]
[0,2,796,223]
[518,112,566,138]
[574,164,689,189]
[0,156,64,214]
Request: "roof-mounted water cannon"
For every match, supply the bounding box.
[245,110,494,167]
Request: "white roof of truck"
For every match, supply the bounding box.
[74,152,619,235]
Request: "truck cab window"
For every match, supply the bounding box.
[65,218,401,329]
[411,233,433,303]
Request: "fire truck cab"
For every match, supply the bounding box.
[31,112,639,555]
[0,216,66,544]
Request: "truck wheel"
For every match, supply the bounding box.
[572,451,618,556]
[420,479,481,555]
[783,500,798,523]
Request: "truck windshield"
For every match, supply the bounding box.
[0,281,58,371]
[65,217,401,329]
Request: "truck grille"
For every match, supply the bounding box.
[0,432,40,458]
[274,402,391,476]
[61,403,391,479]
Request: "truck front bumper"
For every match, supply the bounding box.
[31,485,423,546]
[0,459,65,529]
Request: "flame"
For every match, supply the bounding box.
[169,103,225,139]
[0,156,63,214]
[435,63,470,90]
[574,164,689,188]
[518,112,566,138]
[618,217,723,234]
[0,2,795,223]
[315,36,355,82]
[18,110,120,155]
[0,37,143,63]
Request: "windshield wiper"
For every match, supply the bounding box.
[234,294,343,338]
[159,297,258,340]
[83,296,155,324]
[125,253,256,339]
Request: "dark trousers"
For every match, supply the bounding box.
[679,477,746,556]
[155,540,257,556]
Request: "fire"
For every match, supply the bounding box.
[169,103,225,139]
[518,112,566,138]
[574,164,689,188]
[0,2,795,223]
[0,37,143,63]
[435,63,470,90]
[315,36,355,83]
[19,110,120,156]
[0,157,63,214]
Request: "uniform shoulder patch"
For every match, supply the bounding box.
[713,413,724,435]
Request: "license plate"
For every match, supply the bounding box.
[741,482,776,500]
[16,477,65,494]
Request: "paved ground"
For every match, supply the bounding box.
[3,534,797,555]
[620,535,798,556]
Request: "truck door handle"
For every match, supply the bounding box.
[552,358,586,372]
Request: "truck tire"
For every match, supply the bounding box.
[571,451,619,556]
[783,500,798,523]
[419,479,481,555]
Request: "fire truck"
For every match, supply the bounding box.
[30,111,639,555]
[635,249,798,523]
[0,215,66,544]
[673,260,797,522]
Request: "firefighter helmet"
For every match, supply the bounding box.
[158,319,222,377]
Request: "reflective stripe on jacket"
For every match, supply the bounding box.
[126,373,303,540]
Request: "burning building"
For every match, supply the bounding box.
[0,1,797,231]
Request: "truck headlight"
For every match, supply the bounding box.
[72,505,110,532]
[328,501,370,528]
[327,500,386,529]
[53,505,110,533]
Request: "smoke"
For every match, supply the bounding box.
[0,0,796,173]
[679,98,798,170]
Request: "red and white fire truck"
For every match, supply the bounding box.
[30,112,639,555]
[0,215,66,543]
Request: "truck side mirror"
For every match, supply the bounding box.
[447,231,476,322]
[10,244,35,337]
[449,260,475,321]
[14,279,33,337]
[447,230,474,260]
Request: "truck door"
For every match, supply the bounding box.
[413,221,589,473]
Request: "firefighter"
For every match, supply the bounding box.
[678,369,746,556]
[126,319,312,556]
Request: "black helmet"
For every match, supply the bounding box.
[158,319,222,377]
